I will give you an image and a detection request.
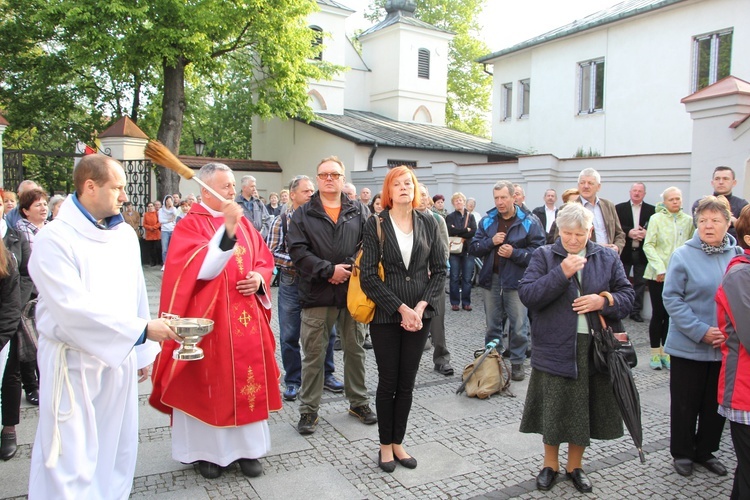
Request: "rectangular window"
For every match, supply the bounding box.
[418,48,430,79]
[693,29,732,92]
[501,83,512,121]
[387,159,417,168]
[578,59,605,114]
[519,79,530,118]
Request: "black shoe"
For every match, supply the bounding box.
[363,334,373,350]
[567,468,592,493]
[502,350,510,358]
[282,384,298,401]
[395,454,417,469]
[526,349,532,359]
[536,467,559,491]
[333,338,342,351]
[511,363,525,381]
[434,363,454,376]
[699,457,728,476]
[26,390,39,406]
[349,404,378,425]
[0,432,17,461]
[378,451,396,473]
[297,413,319,435]
[324,375,344,393]
[238,458,263,477]
[673,458,693,476]
[198,460,222,479]
[630,312,644,322]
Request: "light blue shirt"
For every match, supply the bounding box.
[582,197,609,245]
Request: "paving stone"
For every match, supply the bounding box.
[390,442,479,488]
[473,422,541,461]
[265,422,314,456]
[251,464,362,500]
[324,411,379,442]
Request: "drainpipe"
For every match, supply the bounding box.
[367,142,379,171]
[482,63,493,76]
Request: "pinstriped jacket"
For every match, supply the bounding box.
[360,209,447,325]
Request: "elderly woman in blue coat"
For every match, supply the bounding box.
[664,195,742,478]
[518,202,634,493]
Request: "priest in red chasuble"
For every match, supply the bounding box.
[149,162,281,480]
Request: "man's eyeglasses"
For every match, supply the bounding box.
[317,172,343,180]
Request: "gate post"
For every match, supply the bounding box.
[0,114,9,187]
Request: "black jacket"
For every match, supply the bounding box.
[445,209,476,256]
[288,192,368,308]
[360,210,447,324]
[0,252,21,349]
[3,227,34,302]
[615,200,656,265]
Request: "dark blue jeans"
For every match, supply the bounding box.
[277,270,336,387]
[449,253,473,307]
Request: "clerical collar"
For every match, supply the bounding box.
[199,201,223,217]
[71,193,124,230]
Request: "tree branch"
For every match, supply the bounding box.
[210,22,253,59]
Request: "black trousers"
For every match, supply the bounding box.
[371,320,430,445]
[731,421,750,500]
[1,334,22,427]
[622,259,647,314]
[670,356,724,461]
[647,280,669,348]
[144,240,162,266]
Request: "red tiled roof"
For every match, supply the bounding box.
[0,113,9,126]
[98,116,149,139]
[178,156,282,172]
[681,76,750,104]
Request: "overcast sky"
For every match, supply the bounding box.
[343,0,619,51]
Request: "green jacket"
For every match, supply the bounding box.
[643,203,695,280]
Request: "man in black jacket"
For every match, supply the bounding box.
[616,182,655,322]
[287,156,376,435]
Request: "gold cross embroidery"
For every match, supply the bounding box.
[238,310,252,327]
[234,245,247,274]
[240,367,261,412]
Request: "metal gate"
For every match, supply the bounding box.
[2,150,152,215]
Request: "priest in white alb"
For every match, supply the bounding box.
[27,154,178,499]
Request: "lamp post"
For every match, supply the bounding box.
[193,137,206,156]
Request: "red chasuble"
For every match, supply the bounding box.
[150,204,282,426]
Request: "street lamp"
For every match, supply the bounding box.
[193,137,206,156]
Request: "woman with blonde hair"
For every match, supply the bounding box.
[642,186,694,370]
[445,192,477,311]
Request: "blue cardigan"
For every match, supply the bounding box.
[664,231,741,362]
[518,241,634,379]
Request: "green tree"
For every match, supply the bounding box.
[0,0,339,197]
[365,0,491,137]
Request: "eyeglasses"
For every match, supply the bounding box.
[317,172,343,180]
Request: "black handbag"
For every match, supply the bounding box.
[18,299,39,363]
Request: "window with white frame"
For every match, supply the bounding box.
[501,83,512,121]
[518,79,530,118]
[578,59,605,114]
[693,29,732,92]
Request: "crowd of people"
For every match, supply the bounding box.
[1,155,750,498]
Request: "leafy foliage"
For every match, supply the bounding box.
[365,0,491,137]
[0,0,340,196]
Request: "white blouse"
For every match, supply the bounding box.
[392,220,414,269]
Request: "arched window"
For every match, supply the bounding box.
[418,48,430,79]
[310,26,323,61]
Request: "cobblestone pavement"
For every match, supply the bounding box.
[0,265,736,499]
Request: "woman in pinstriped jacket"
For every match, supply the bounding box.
[360,166,447,473]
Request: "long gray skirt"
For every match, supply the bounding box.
[520,333,623,447]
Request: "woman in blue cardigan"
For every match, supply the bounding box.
[664,196,742,478]
[518,202,634,493]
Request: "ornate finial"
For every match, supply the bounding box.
[385,0,417,17]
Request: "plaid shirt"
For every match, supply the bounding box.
[719,405,750,425]
[266,207,295,270]
[16,218,44,249]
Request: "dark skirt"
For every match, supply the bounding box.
[520,333,623,447]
